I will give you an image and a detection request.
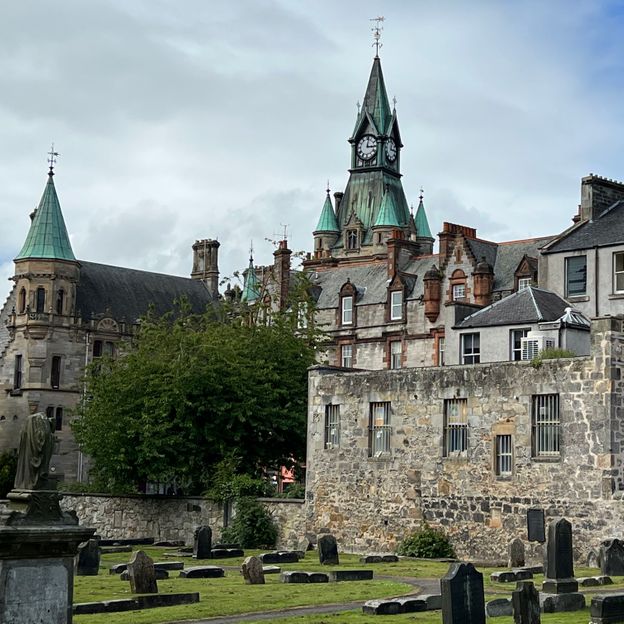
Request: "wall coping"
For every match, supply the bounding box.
[60,493,305,504]
[257,497,305,504]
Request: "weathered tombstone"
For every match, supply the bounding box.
[317,534,339,565]
[121,568,169,581]
[590,594,624,624]
[486,598,513,617]
[527,509,545,543]
[588,549,600,568]
[362,600,402,615]
[512,580,540,624]
[77,538,101,576]
[193,526,212,559]
[241,556,265,585]
[127,550,158,594]
[542,518,577,594]
[179,566,224,578]
[601,539,624,576]
[298,537,311,553]
[509,537,525,568]
[440,562,486,624]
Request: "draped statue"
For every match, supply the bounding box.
[14,412,55,490]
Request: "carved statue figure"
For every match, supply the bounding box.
[14,412,55,490]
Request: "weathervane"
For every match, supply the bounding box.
[280,223,289,242]
[326,180,331,195]
[249,240,254,262]
[419,187,424,202]
[370,16,385,57]
[47,143,59,175]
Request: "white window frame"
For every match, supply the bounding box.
[461,333,480,364]
[518,278,531,291]
[531,394,560,458]
[614,252,624,294]
[443,398,468,456]
[510,328,530,361]
[390,341,402,369]
[341,344,353,368]
[341,296,353,325]
[452,283,466,301]
[390,290,403,320]
[495,434,513,476]
[369,402,391,456]
[438,337,445,366]
[565,255,587,296]
[324,404,340,449]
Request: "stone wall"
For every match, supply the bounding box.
[61,493,305,548]
[305,316,624,563]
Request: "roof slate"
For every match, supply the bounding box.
[491,237,552,292]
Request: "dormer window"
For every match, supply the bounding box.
[390,291,403,320]
[346,230,358,250]
[518,278,531,291]
[342,296,353,325]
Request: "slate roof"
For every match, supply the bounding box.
[543,201,624,253]
[75,261,214,322]
[455,287,574,329]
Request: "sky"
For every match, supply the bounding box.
[2,0,624,295]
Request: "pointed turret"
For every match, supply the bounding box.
[15,171,75,261]
[415,196,432,239]
[373,188,400,228]
[315,191,339,233]
[313,188,340,259]
[361,57,392,135]
[241,254,260,303]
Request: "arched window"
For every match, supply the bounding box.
[18,288,26,314]
[36,287,46,313]
[56,289,65,315]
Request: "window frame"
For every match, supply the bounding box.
[390,290,403,321]
[443,398,468,457]
[494,434,513,476]
[13,355,22,390]
[517,277,532,291]
[341,296,353,325]
[510,328,530,361]
[614,251,624,294]
[18,288,26,314]
[341,344,353,368]
[324,404,340,449]
[55,407,63,431]
[51,356,61,390]
[346,229,359,250]
[56,289,65,315]
[368,402,391,457]
[438,336,445,367]
[389,341,402,369]
[531,394,560,458]
[565,255,587,297]
[35,287,46,314]
[461,333,480,364]
[452,283,466,301]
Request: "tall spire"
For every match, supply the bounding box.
[315,186,339,232]
[361,56,392,134]
[241,246,260,303]
[415,189,432,239]
[15,155,75,262]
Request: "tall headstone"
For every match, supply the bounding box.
[509,537,525,568]
[77,538,101,576]
[317,534,339,565]
[527,509,545,543]
[440,562,486,624]
[127,551,158,594]
[241,555,265,584]
[193,526,212,559]
[512,580,540,624]
[542,518,577,594]
[600,539,624,576]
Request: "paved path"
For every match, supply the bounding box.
[177,576,441,624]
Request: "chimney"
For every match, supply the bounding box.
[191,239,220,299]
[333,192,344,216]
[580,175,624,222]
[273,240,291,310]
[438,222,477,260]
[386,229,405,278]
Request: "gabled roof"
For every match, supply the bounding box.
[75,261,213,322]
[15,173,75,261]
[414,198,432,238]
[543,200,624,253]
[455,287,572,329]
[315,193,339,232]
[373,190,400,227]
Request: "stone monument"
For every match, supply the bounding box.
[317,534,339,565]
[193,525,212,559]
[600,538,624,576]
[440,562,486,624]
[0,412,95,623]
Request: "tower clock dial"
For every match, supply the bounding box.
[357,135,377,161]
[385,138,397,163]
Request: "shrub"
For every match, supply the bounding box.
[397,524,455,558]
[220,497,278,548]
[538,347,576,360]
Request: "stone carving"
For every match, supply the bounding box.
[440,562,486,624]
[127,550,158,594]
[512,580,540,624]
[241,556,265,584]
[318,534,339,565]
[14,412,55,491]
[600,539,624,576]
[193,525,212,559]
[508,537,525,568]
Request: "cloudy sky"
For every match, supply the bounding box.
[2,0,624,294]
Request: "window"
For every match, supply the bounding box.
[93,340,103,358]
[18,288,26,314]
[565,256,587,296]
[495,434,513,476]
[36,287,46,313]
[438,337,445,366]
[443,398,468,456]
[46,406,54,420]
[346,230,358,250]
[104,341,115,357]
[452,284,466,301]
[297,303,308,329]
[51,356,61,389]
[341,296,353,325]
[461,333,480,364]
[341,344,353,368]
[532,394,560,457]
[518,278,531,290]
[56,289,64,315]
[324,405,340,449]
[369,402,391,456]
[614,252,624,293]
[390,290,403,320]
[13,355,22,390]
[55,407,63,431]
[510,328,530,361]
[390,341,402,369]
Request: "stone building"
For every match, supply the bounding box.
[0,165,217,481]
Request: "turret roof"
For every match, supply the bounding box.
[373,189,400,227]
[415,198,432,238]
[241,256,260,303]
[315,193,339,232]
[361,57,392,134]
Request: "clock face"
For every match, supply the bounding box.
[385,138,397,162]
[357,135,377,161]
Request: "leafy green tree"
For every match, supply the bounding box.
[73,297,319,493]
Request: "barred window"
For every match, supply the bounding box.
[444,398,468,456]
[495,434,513,476]
[324,404,340,449]
[369,402,391,456]
[532,394,560,457]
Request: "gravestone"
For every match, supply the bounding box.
[241,556,265,585]
[121,568,169,581]
[317,534,339,565]
[590,593,624,624]
[512,580,540,624]
[542,518,577,594]
[77,538,101,576]
[588,549,600,568]
[179,566,224,578]
[193,526,212,559]
[127,551,158,594]
[527,509,545,543]
[601,539,624,576]
[298,537,311,553]
[440,562,486,624]
[486,598,512,617]
[509,537,525,568]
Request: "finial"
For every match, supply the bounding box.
[392,96,397,110]
[370,16,385,57]
[280,223,289,242]
[326,180,331,195]
[356,100,361,115]
[410,204,414,216]
[47,143,59,176]
[419,187,424,202]
[249,240,254,262]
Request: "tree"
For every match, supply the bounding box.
[73,296,319,493]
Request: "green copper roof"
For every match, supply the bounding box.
[241,256,260,303]
[415,198,432,238]
[315,193,339,232]
[15,173,75,261]
[374,189,400,227]
[362,57,391,135]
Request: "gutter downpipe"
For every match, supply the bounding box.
[595,246,599,318]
